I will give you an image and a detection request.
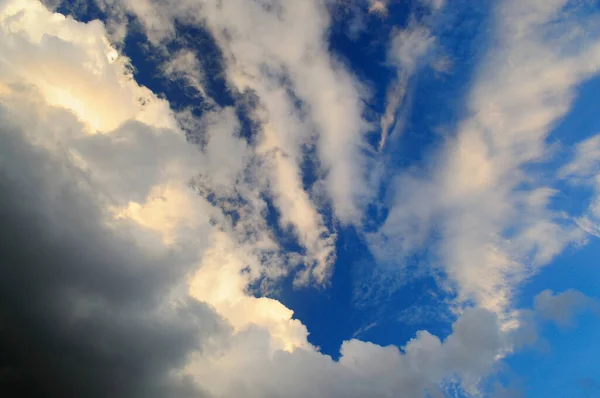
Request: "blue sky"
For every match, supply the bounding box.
[1,0,600,397]
[507,215,600,397]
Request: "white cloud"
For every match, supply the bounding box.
[112,0,374,229]
[560,133,600,237]
[185,307,515,398]
[188,230,312,353]
[0,0,175,133]
[161,49,210,100]
[368,0,388,16]
[389,23,435,73]
[0,0,304,362]
[560,134,600,179]
[379,76,407,150]
[380,16,437,150]
[370,0,600,316]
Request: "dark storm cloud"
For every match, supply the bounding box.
[0,104,222,398]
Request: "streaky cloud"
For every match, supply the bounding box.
[370,0,600,318]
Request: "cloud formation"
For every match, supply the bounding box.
[560,133,600,237]
[534,289,599,327]
[0,82,222,398]
[1,0,599,397]
[378,0,444,150]
[107,0,375,280]
[370,0,600,317]
[379,21,435,150]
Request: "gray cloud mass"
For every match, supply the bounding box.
[0,100,223,397]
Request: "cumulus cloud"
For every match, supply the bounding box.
[534,289,600,327]
[370,0,600,317]
[0,0,174,133]
[0,0,314,393]
[421,0,445,11]
[204,0,373,227]
[388,23,436,73]
[187,307,513,398]
[368,0,388,16]
[0,74,513,398]
[0,83,222,398]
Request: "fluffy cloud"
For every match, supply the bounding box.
[421,0,445,11]
[0,1,311,393]
[0,0,174,133]
[185,307,513,398]
[388,23,435,73]
[0,84,223,397]
[534,289,599,327]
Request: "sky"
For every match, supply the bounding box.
[0,0,599,397]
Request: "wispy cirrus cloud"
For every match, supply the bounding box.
[378,0,443,150]
[370,0,600,317]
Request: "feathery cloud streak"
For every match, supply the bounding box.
[370,0,600,316]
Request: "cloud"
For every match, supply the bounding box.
[379,12,438,150]
[370,0,600,316]
[109,0,375,230]
[368,0,388,16]
[388,23,436,73]
[490,383,525,398]
[161,49,210,100]
[0,78,516,397]
[2,1,596,397]
[560,133,600,237]
[559,134,600,179]
[86,0,344,284]
[0,1,312,393]
[0,0,174,133]
[0,87,223,398]
[94,1,351,283]
[534,289,599,327]
[379,76,407,150]
[186,307,513,398]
